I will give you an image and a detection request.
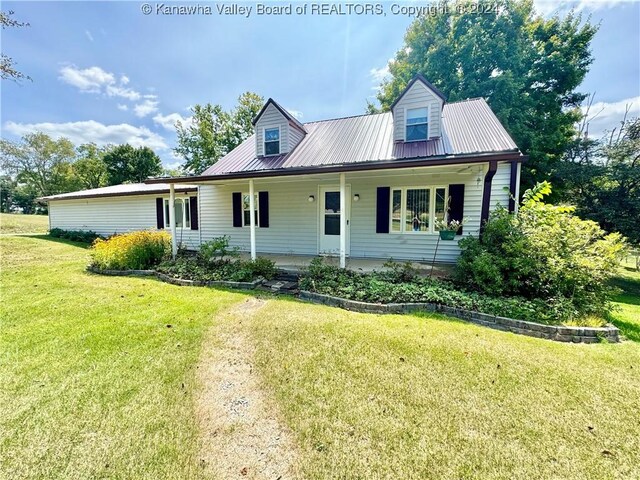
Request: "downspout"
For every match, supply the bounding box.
[480,160,498,233]
[197,185,202,248]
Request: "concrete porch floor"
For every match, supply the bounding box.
[238,252,454,277]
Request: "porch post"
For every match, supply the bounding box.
[249,178,256,260]
[169,183,177,259]
[339,172,346,268]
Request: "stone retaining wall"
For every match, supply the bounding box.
[299,291,620,344]
[87,265,261,290]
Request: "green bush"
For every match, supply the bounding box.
[299,257,585,325]
[49,228,102,244]
[455,182,626,319]
[198,236,238,262]
[157,255,277,283]
[91,230,171,270]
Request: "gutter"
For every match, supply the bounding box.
[38,186,198,202]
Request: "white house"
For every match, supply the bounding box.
[42,75,525,266]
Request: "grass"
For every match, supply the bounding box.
[0,213,49,234]
[609,260,640,342]
[2,219,639,479]
[0,235,245,479]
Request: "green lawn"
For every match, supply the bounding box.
[1,232,639,479]
[0,213,49,234]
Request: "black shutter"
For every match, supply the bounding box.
[155,197,164,229]
[376,187,390,233]
[258,191,269,228]
[189,196,199,230]
[232,192,242,227]
[448,184,465,234]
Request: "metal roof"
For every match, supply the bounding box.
[203,98,519,177]
[40,183,198,202]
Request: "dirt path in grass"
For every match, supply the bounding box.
[196,297,300,480]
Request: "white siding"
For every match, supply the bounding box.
[288,125,305,152]
[393,81,444,141]
[490,162,512,211]
[255,104,289,156]
[197,163,511,263]
[48,193,200,249]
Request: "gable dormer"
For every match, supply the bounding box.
[252,98,307,157]
[391,74,446,142]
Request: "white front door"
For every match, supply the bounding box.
[319,186,350,255]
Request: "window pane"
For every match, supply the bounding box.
[242,194,258,226]
[406,123,428,141]
[265,128,280,141]
[391,189,402,232]
[325,192,340,213]
[407,107,428,124]
[174,200,184,228]
[265,141,279,155]
[185,200,191,228]
[243,210,251,226]
[406,188,430,232]
[435,188,447,230]
[324,215,340,235]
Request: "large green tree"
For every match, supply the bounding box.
[73,143,109,189]
[0,132,76,196]
[373,0,598,190]
[174,91,264,174]
[102,144,163,184]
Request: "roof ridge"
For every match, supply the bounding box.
[446,97,487,104]
[303,111,389,125]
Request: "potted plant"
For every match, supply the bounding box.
[434,218,465,240]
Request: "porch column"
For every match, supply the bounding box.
[249,179,256,260]
[339,173,346,268]
[169,183,177,259]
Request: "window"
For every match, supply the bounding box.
[389,186,447,234]
[264,127,280,156]
[164,198,191,228]
[406,107,428,141]
[242,193,259,227]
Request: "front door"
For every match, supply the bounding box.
[319,186,350,255]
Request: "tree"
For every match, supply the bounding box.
[73,143,108,189]
[373,0,598,191]
[174,91,264,174]
[1,10,31,82]
[0,175,16,212]
[102,144,163,184]
[0,132,76,197]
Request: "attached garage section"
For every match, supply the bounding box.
[43,183,201,249]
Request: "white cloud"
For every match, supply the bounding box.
[59,65,144,101]
[533,0,636,17]
[285,108,303,120]
[370,65,390,83]
[106,84,141,101]
[3,120,168,151]
[59,65,115,93]
[134,99,159,118]
[153,112,192,131]
[117,104,128,111]
[85,30,94,42]
[581,95,640,139]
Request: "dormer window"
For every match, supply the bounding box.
[406,107,428,141]
[264,127,280,156]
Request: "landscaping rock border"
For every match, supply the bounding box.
[299,290,620,344]
[86,265,261,290]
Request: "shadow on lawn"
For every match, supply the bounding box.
[23,234,91,249]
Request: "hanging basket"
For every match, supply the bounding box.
[439,230,457,241]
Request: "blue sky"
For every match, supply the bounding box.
[2,0,639,167]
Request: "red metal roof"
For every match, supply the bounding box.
[203,98,519,176]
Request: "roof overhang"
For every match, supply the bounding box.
[39,186,198,202]
[146,151,526,185]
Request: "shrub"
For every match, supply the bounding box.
[91,230,171,270]
[243,256,277,280]
[156,255,277,283]
[198,236,238,262]
[455,182,627,318]
[49,228,101,244]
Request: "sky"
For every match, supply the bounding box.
[1,0,639,168]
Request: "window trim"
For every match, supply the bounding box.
[263,126,281,156]
[163,196,193,229]
[389,185,448,234]
[404,106,429,142]
[241,192,260,228]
